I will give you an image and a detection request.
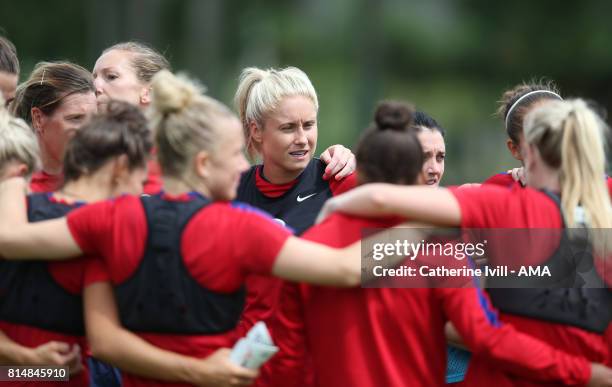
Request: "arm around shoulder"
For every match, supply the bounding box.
[272,236,361,287]
[318,184,461,226]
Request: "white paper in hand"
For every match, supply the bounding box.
[247,321,274,345]
[230,321,279,369]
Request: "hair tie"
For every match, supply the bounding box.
[40,69,46,85]
[505,90,562,129]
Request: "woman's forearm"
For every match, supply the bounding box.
[0,218,82,260]
[0,331,33,365]
[0,331,80,367]
[86,282,204,383]
[0,177,82,260]
[89,325,206,384]
[319,184,461,225]
[272,237,359,287]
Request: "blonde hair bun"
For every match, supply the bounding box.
[151,70,205,115]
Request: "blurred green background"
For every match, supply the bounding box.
[2,0,611,184]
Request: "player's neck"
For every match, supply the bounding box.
[56,176,112,203]
[529,169,560,193]
[261,163,302,185]
[163,176,212,199]
[40,153,63,176]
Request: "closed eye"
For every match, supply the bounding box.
[303,120,316,129]
[280,124,296,131]
[66,114,85,122]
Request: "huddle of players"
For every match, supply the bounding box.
[0,34,611,387]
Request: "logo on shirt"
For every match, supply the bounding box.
[296,193,317,203]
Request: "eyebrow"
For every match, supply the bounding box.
[279,118,316,126]
[93,67,117,75]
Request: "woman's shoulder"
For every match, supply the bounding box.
[197,200,277,224]
[450,184,562,228]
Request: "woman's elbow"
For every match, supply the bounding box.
[87,333,114,362]
[339,264,361,287]
[371,191,389,213]
[87,340,106,360]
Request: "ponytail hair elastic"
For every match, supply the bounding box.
[505,90,562,129]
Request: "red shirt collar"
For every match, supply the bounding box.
[255,166,299,198]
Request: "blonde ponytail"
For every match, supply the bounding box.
[524,99,611,230]
[559,102,610,230]
[234,68,267,159]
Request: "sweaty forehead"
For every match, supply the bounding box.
[95,49,136,72]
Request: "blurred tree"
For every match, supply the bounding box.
[1,0,610,183]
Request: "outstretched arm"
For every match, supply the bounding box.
[272,237,361,287]
[316,183,461,225]
[85,281,258,386]
[272,225,428,287]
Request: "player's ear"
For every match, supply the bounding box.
[506,139,522,161]
[193,149,210,179]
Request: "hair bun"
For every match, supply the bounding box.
[104,100,148,132]
[374,101,415,131]
[151,70,204,115]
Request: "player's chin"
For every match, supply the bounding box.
[285,155,311,171]
[222,190,237,201]
[96,96,110,108]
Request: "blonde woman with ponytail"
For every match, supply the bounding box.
[523,99,611,230]
[0,70,367,387]
[318,98,612,386]
[233,66,358,340]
